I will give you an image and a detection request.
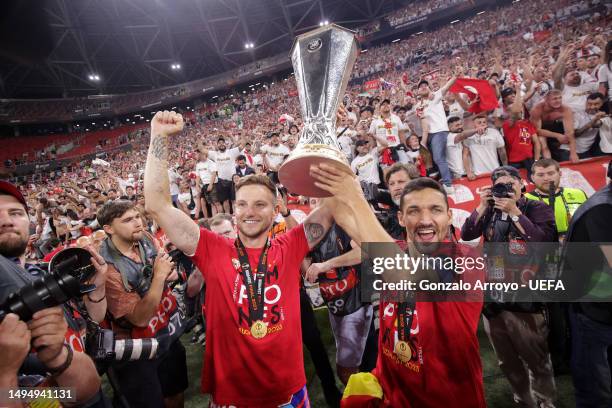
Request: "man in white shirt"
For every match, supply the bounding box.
[463,113,508,177]
[261,132,290,184]
[416,76,458,190]
[209,136,241,213]
[195,148,220,217]
[573,92,610,158]
[168,167,181,206]
[350,139,380,201]
[446,116,480,179]
[337,117,356,162]
[368,99,408,149]
[553,47,598,115]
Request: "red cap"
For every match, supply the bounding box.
[0,180,28,211]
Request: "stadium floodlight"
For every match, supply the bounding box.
[88,74,100,81]
[392,39,401,43]
[361,49,368,53]
[319,20,329,26]
[416,31,423,35]
[477,10,485,15]
[450,19,460,24]
[244,42,254,49]
[171,63,181,70]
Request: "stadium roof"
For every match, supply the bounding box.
[0,0,410,99]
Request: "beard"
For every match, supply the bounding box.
[392,196,401,206]
[0,232,28,258]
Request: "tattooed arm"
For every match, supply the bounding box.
[302,200,334,250]
[144,111,200,256]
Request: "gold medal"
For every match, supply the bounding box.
[394,340,412,362]
[250,320,268,339]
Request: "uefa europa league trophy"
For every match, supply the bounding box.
[278,24,359,197]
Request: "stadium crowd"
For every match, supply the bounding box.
[0,0,612,406]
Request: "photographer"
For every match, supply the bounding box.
[96,200,188,408]
[0,181,102,406]
[461,166,557,408]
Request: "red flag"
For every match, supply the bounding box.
[449,77,499,113]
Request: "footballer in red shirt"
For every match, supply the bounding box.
[310,164,486,408]
[143,111,335,407]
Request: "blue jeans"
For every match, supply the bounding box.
[570,309,612,407]
[428,131,452,186]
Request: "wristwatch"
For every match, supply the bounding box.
[281,209,291,217]
[510,214,520,222]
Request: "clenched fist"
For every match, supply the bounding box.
[151,111,184,137]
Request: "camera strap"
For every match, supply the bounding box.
[234,238,270,322]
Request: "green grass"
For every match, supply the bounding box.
[103,308,576,407]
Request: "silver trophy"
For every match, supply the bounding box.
[278,24,359,197]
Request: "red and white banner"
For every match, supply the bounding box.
[364,79,380,92]
[449,157,611,232]
[289,157,611,233]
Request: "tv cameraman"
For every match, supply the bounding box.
[461,166,557,407]
[96,200,188,408]
[0,181,102,406]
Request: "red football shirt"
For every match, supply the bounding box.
[191,225,310,406]
[502,119,537,163]
[373,246,486,408]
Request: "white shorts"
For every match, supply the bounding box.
[328,304,373,368]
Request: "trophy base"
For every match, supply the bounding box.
[279,144,351,197]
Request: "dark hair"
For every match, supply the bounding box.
[97,199,136,227]
[417,79,429,88]
[108,188,117,193]
[217,137,225,143]
[234,174,277,197]
[237,154,247,161]
[605,40,612,70]
[587,92,605,101]
[532,158,560,173]
[384,163,420,185]
[447,116,461,125]
[399,178,448,211]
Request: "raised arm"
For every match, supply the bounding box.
[144,111,200,255]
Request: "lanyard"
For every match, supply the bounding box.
[235,238,270,321]
[533,188,572,221]
[397,301,416,342]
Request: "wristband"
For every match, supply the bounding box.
[47,343,73,377]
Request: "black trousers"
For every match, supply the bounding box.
[300,288,341,407]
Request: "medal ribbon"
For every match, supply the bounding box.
[235,238,271,322]
[397,301,416,342]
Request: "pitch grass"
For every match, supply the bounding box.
[103,308,576,407]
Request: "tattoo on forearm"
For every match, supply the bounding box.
[150,136,168,161]
[305,223,325,243]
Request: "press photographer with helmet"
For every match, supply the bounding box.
[0,180,102,406]
[461,166,558,407]
[96,199,188,408]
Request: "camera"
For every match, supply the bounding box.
[0,247,97,322]
[491,182,514,199]
[86,327,159,362]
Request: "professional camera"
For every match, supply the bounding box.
[0,247,97,322]
[86,327,159,362]
[491,182,514,199]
